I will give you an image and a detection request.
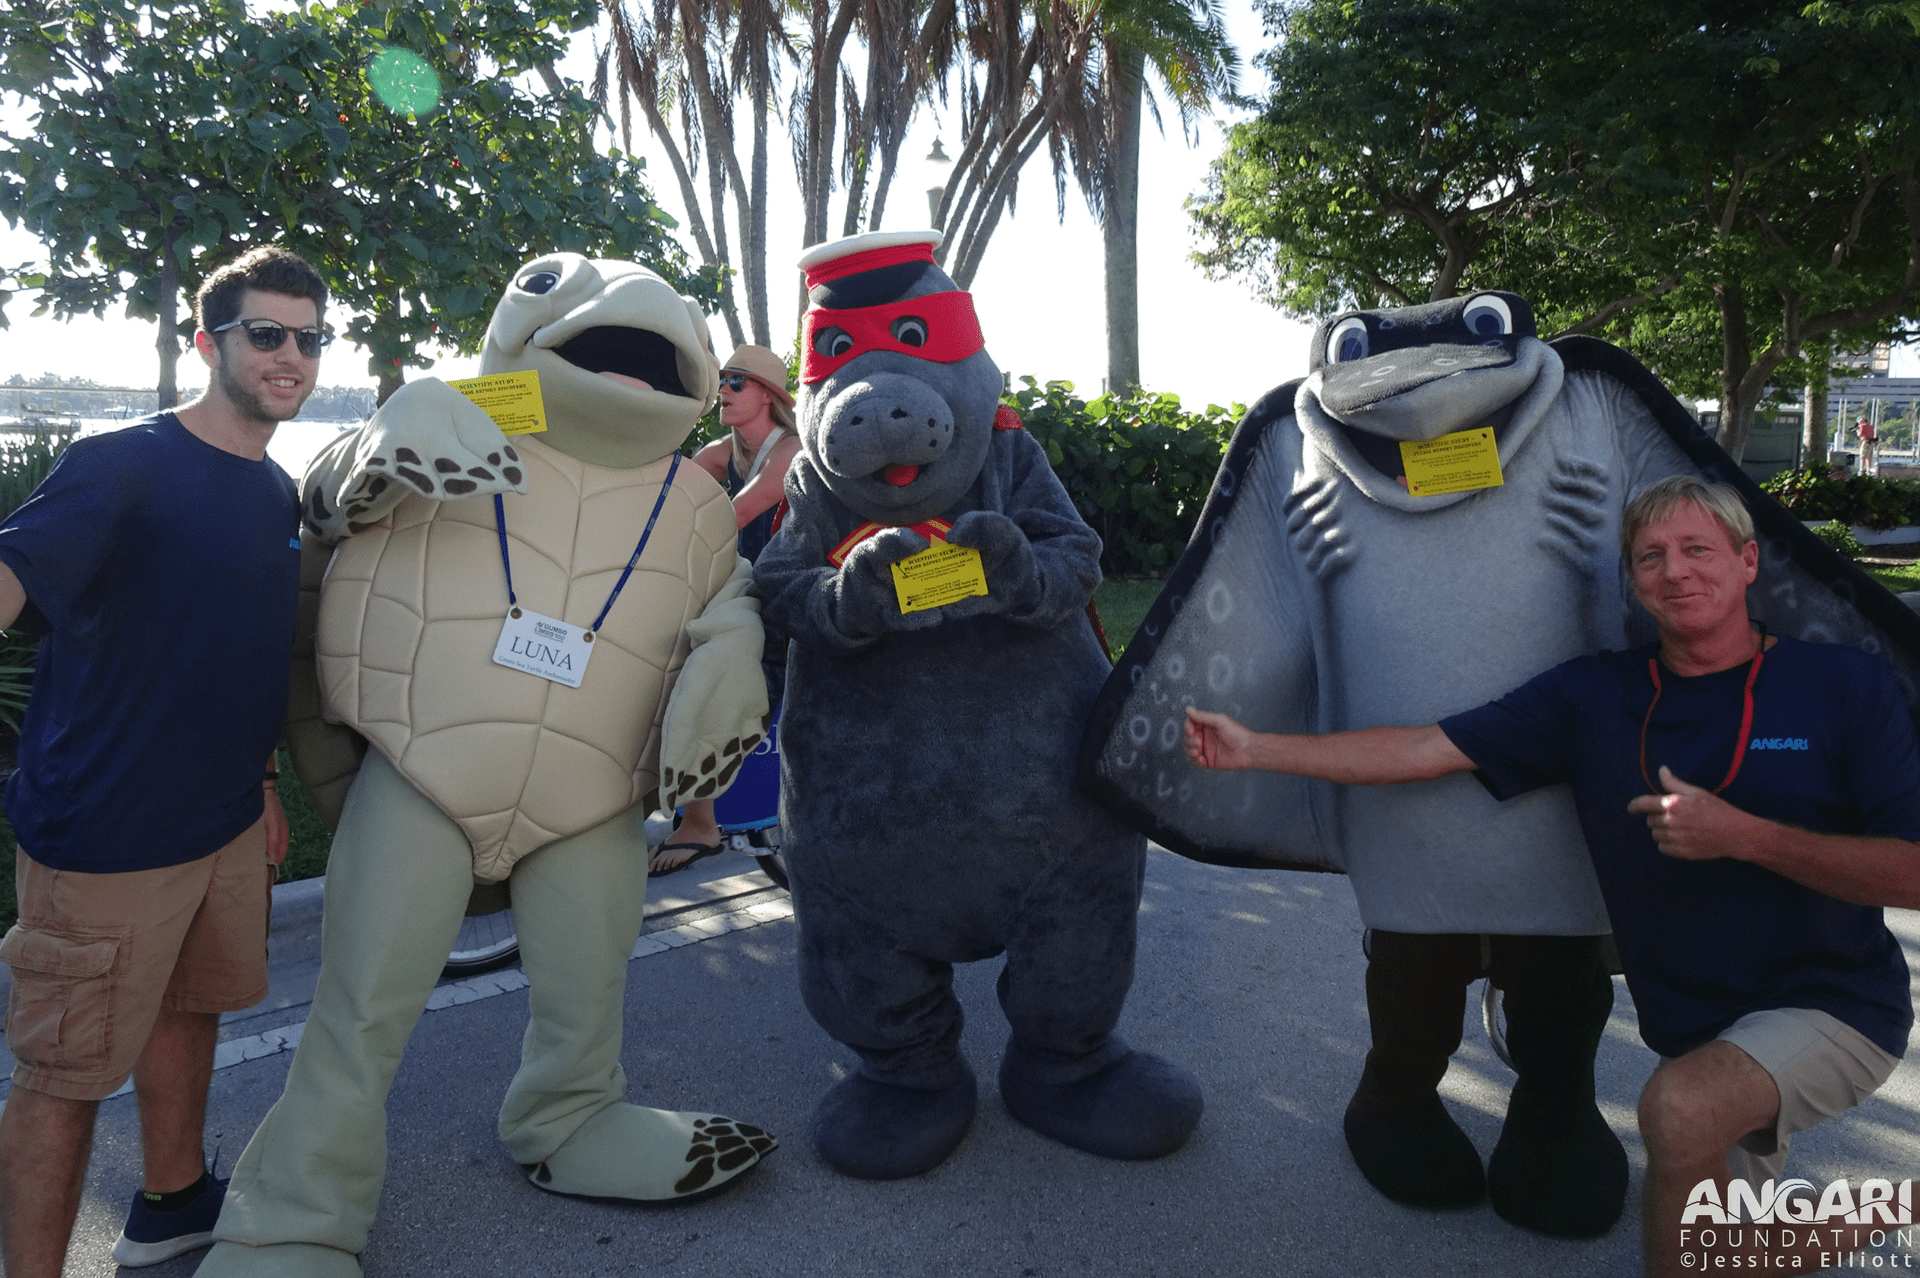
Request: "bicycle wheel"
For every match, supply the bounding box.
[750,826,789,892]
[443,908,520,978]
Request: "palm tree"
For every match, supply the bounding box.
[597,0,790,346]
[1062,0,1236,390]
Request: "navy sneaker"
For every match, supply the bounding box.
[111,1172,227,1267]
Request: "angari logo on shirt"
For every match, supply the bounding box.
[1748,737,1810,751]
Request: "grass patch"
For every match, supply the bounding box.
[1863,563,1920,594]
[1093,577,1164,656]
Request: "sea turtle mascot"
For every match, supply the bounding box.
[1079,291,1920,1236]
[202,253,776,1278]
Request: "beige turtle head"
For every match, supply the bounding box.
[480,253,719,468]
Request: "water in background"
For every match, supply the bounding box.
[68,416,355,479]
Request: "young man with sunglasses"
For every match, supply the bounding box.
[1184,475,1920,1277]
[0,245,328,1277]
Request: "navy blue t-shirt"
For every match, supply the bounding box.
[1440,635,1919,1059]
[0,414,301,872]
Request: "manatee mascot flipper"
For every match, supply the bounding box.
[201,255,775,1278]
[755,231,1202,1179]
[1078,292,1920,1237]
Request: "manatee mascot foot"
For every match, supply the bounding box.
[527,1100,777,1200]
[1343,931,1487,1208]
[1485,936,1627,1237]
[812,1063,979,1179]
[194,1240,363,1278]
[999,1038,1202,1160]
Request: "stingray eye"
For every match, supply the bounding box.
[890,316,929,347]
[1461,294,1514,337]
[1326,316,1370,363]
[518,271,560,295]
[813,326,854,359]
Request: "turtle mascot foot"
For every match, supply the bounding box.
[211,254,776,1268]
[756,230,1201,1179]
[1000,1039,1203,1160]
[529,1102,777,1199]
[196,1241,364,1278]
[812,1064,979,1179]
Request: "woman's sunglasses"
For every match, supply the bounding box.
[211,318,334,359]
[720,372,760,392]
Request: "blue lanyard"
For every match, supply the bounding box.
[493,452,680,637]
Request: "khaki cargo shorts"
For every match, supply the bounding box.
[1720,1006,1900,1188]
[2,818,272,1100]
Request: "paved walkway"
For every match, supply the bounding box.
[18,843,1920,1277]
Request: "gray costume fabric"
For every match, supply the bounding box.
[1083,329,1920,920]
[755,431,1143,1088]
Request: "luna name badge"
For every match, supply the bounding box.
[493,606,594,688]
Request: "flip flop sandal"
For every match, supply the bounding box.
[650,840,725,876]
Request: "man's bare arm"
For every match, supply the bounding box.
[1630,765,1920,908]
[1184,708,1476,784]
[0,561,26,633]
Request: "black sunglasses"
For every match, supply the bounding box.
[720,372,752,392]
[211,318,334,359]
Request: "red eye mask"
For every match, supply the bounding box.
[801,291,985,384]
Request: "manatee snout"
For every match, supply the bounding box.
[814,373,955,483]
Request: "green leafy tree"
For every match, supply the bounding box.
[1,0,714,406]
[1190,0,1920,460]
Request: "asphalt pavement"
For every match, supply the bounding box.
[13,841,1920,1278]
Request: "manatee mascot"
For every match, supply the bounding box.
[1080,292,1920,1236]
[754,230,1202,1178]
[203,254,776,1278]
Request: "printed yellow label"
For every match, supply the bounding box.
[448,369,547,435]
[891,541,989,614]
[1399,426,1503,497]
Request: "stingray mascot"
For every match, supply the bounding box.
[202,254,775,1278]
[753,230,1203,1178]
[1079,291,1920,1236]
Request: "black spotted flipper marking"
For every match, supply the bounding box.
[395,466,435,494]
[434,457,462,474]
[676,1118,778,1195]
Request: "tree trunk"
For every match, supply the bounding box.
[748,81,771,346]
[1103,48,1143,393]
[1801,335,1831,469]
[1713,280,1754,462]
[156,222,182,411]
[374,301,406,406]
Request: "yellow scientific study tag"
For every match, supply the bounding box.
[448,369,547,435]
[891,541,990,614]
[1399,426,1503,497]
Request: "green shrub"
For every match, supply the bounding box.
[1811,520,1867,560]
[1010,378,1243,575]
[1759,467,1920,530]
[0,431,71,733]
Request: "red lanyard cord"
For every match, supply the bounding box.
[1638,644,1764,796]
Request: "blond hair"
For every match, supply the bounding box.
[1620,475,1755,560]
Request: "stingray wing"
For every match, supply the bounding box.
[1076,381,1345,872]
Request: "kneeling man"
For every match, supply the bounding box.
[1186,475,1919,1277]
